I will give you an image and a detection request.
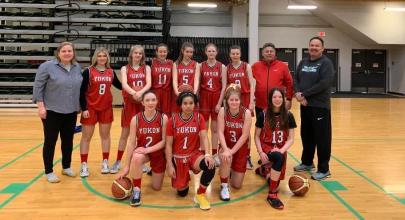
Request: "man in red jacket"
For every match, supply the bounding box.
[252,43,293,116]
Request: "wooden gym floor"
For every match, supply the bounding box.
[1,98,405,220]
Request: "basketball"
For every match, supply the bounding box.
[111,177,133,200]
[288,174,310,196]
[130,85,142,103]
[178,84,193,93]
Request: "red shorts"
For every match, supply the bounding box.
[121,97,143,127]
[230,144,250,173]
[171,151,204,189]
[199,90,220,120]
[147,148,166,174]
[262,145,287,180]
[80,106,113,125]
[154,88,172,116]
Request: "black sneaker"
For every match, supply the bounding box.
[130,188,141,207]
[246,156,254,170]
[267,193,284,210]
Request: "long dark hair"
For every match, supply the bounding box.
[176,42,194,64]
[266,88,289,130]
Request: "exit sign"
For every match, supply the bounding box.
[318,31,326,37]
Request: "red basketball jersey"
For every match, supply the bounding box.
[135,111,163,149]
[86,66,114,111]
[224,107,248,149]
[227,62,250,94]
[151,58,173,90]
[167,112,206,156]
[260,112,289,152]
[200,61,222,92]
[122,64,147,98]
[177,60,197,88]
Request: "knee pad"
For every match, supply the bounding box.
[199,159,215,186]
[268,151,284,172]
[177,187,189,197]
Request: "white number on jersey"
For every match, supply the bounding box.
[145,136,153,148]
[271,131,284,144]
[207,78,213,89]
[99,83,106,95]
[235,79,241,86]
[182,75,189,85]
[133,81,143,88]
[182,136,188,150]
[230,131,237,143]
[158,74,167,85]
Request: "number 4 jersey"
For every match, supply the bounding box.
[85,66,114,111]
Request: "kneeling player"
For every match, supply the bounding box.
[217,84,252,201]
[118,91,167,207]
[165,92,216,210]
[254,88,296,209]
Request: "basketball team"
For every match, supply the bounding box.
[32,36,335,210]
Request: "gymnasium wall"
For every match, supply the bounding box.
[389,46,405,94]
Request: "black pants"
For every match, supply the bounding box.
[41,110,77,174]
[300,105,331,173]
[255,107,263,118]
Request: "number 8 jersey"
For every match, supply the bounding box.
[85,66,114,111]
[167,112,206,156]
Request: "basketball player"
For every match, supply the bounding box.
[151,43,173,116]
[217,84,252,201]
[117,91,168,207]
[111,45,151,174]
[254,88,296,209]
[172,42,200,113]
[79,47,122,177]
[165,92,216,210]
[227,45,255,169]
[199,43,227,166]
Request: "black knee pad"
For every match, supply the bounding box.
[177,187,189,197]
[199,159,215,187]
[267,151,284,172]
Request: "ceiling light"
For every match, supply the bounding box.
[384,7,405,12]
[287,5,317,10]
[187,2,217,8]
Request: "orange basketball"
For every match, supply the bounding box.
[111,177,133,200]
[288,173,310,196]
[178,84,193,93]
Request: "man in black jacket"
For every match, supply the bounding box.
[293,37,334,180]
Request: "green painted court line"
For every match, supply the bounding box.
[82,177,267,209]
[0,144,80,209]
[0,143,43,171]
[287,152,364,220]
[331,155,405,205]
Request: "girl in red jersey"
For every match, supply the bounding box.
[165,92,216,210]
[79,47,122,177]
[217,84,252,201]
[151,43,173,116]
[117,91,168,207]
[254,88,297,210]
[227,45,256,169]
[172,42,200,113]
[199,43,227,166]
[111,45,152,174]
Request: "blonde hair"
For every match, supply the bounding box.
[128,45,146,66]
[223,83,242,110]
[91,47,111,68]
[55,42,76,63]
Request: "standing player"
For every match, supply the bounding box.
[199,43,227,166]
[254,88,296,209]
[165,92,216,210]
[217,84,252,201]
[227,45,255,169]
[117,91,168,207]
[111,45,152,174]
[79,47,122,177]
[172,42,200,113]
[151,43,173,116]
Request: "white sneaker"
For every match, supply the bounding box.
[220,184,230,201]
[80,162,89,178]
[110,160,121,174]
[101,159,110,174]
[61,168,76,177]
[46,172,60,183]
[213,154,221,167]
[142,164,152,174]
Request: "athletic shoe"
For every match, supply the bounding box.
[311,171,331,181]
[213,154,220,167]
[267,192,284,210]
[61,168,76,177]
[46,173,60,183]
[142,164,152,174]
[130,187,141,207]
[246,156,254,170]
[80,162,89,177]
[293,163,315,172]
[101,159,110,174]
[219,184,230,201]
[110,160,121,174]
[194,194,211,210]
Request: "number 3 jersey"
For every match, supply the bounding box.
[255,110,297,153]
[224,107,248,149]
[167,112,206,156]
[135,111,164,149]
[85,66,114,111]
